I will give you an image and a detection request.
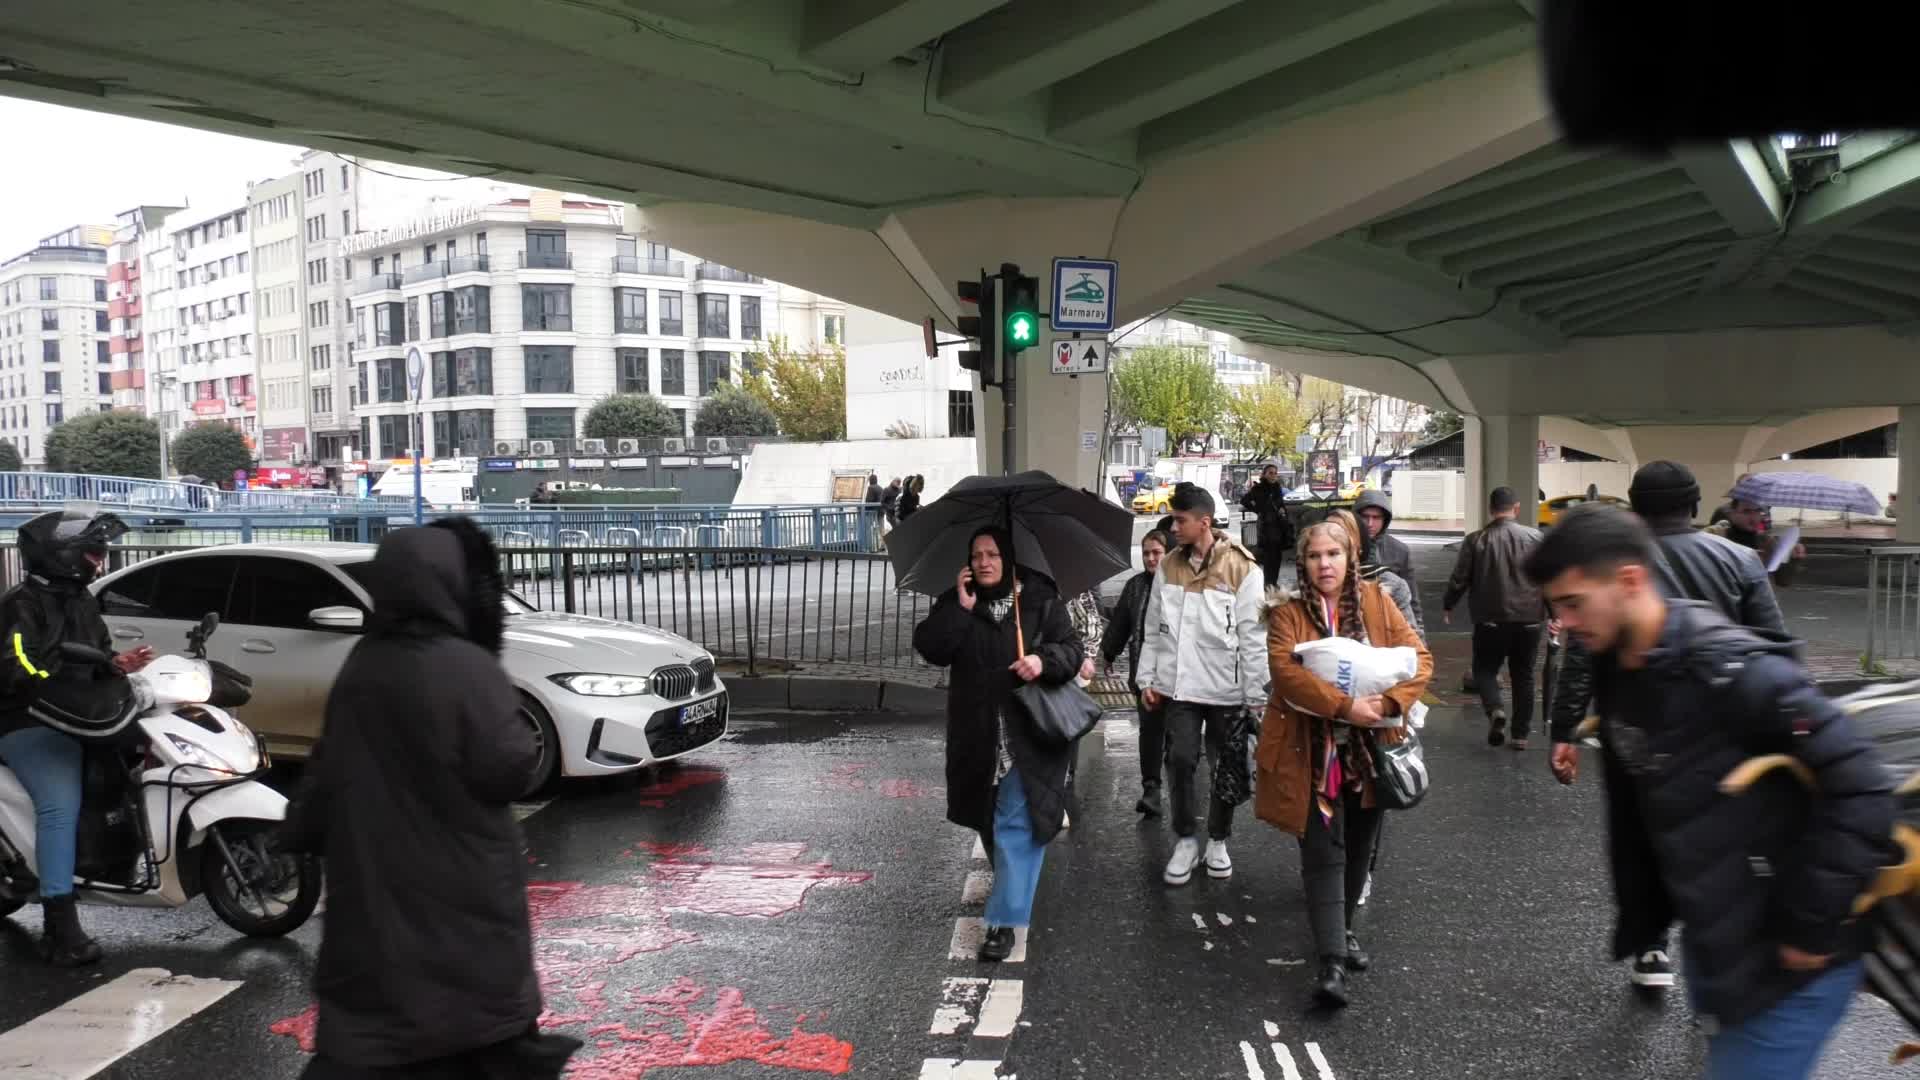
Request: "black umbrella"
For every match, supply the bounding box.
[886,471,1134,599]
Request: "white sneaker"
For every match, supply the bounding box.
[1164,837,1201,886]
[1203,839,1232,879]
[1061,810,1072,830]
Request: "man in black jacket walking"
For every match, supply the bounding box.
[1239,462,1292,586]
[1444,487,1546,749]
[1526,507,1891,1080]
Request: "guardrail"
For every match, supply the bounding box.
[0,541,936,675]
[0,472,408,512]
[1867,545,1920,669]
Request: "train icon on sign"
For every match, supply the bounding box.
[1062,273,1105,303]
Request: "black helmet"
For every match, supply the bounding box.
[18,508,128,583]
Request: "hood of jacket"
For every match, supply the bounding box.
[364,520,506,650]
[1353,489,1394,530]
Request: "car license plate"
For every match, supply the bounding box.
[680,697,718,726]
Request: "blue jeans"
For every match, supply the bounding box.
[984,769,1045,931]
[1698,960,1863,1080]
[0,725,82,898]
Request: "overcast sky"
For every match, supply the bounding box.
[0,98,309,255]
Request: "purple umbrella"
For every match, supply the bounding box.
[1730,472,1885,516]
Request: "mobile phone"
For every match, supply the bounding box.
[959,568,974,598]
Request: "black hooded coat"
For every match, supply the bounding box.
[286,521,551,1070]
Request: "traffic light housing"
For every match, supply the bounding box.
[1000,267,1040,355]
[956,269,1000,386]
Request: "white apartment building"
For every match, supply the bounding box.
[0,225,114,467]
[341,192,776,464]
[168,205,258,449]
[106,206,179,414]
[141,218,183,448]
[249,170,306,467]
[776,284,848,353]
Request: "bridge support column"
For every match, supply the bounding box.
[1465,414,1540,530]
[1899,406,1920,544]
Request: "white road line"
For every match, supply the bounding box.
[1271,1043,1304,1080]
[1265,957,1305,966]
[961,869,993,906]
[1239,1041,1268,1080]
[511,799,551,822]
[919,1060,1007,1079]
[1263,1021,1280,1038]
[948,918,1027,962]
[976,980,1023,1038]
[930,978,989,1035]
[0,968,241,1077]
[971,837,988,861]
[1191,914,1207,931]
[1217,912,1234,927]
[1305,1042,1336,1080]
[1245,914,1258,923]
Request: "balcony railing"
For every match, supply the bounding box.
[447,254,491,275]
[658,320,684,336]
[351,273,403,295]
[523,314,574,332]
[403,262,448,285]
[694,263,762,283]
[613,256,686,276]
[519,251,573,270]
[616,318,648,334]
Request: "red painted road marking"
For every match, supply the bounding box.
[635,766,727,808]
[568,978,853,1078]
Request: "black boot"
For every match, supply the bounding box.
[41,895,102,967]
[1314,957,1349,1008]
[978,926,1016,963]
[1135,783,1163,818]
[1344,931,1371,972]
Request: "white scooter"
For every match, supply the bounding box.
[0,613,323,936]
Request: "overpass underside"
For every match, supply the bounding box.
[4,2,1919,532]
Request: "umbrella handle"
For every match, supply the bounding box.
[1012,584,1027,658]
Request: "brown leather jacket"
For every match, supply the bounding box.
[1254,581,1433,838]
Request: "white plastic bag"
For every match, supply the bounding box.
[1290,637,1420,725]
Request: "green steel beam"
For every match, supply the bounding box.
[1297,233,1565,347]
[1810,236,1920,276]
[1368,156,1673,246]
[1777,277,1918,321]
[1472,215,1729,288]
[803,0,1007,72]
[1532,261,1715,320]
[1793,255,1920,299]
[1561,279,1709,334]
[936,0,1240,111]
[1384,142,1596,219]
[1541,269,1709,325]
[1674,139,1787,236]
[1440,194,1712,274]
[1046,0,1447,143]
[1507,244,1725,305]
[1405,172,1696,259]
[1140,8,1533,159]
[1790,140,1920,235]
[1847,209,1920,247]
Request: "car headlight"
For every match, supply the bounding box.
[549,672,653,697]
[166,732,250,774]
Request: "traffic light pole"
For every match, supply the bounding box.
[1001,343,1016,476]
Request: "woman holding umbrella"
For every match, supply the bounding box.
[913,526,1084,962]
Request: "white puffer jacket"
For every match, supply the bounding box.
[1136,531,1268,709]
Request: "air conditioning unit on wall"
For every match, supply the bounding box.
[662,437,685,454]
[579,438,607,455]
[528,439,556,456]
[614,438,640,455]
[704,437,729,454]
[493,440,516,457]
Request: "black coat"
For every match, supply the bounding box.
[1239,481,1292,547]
[1590,602,1894,1028]
[0,575,135,740]
[287,524,546,1069]
[913,577,1083,844]
[1099,571,1154,693]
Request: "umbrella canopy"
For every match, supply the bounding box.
[886,471,1135,599]
[1730,472,1885,516]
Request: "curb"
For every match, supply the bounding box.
[725,675,946,713]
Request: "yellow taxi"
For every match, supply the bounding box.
[1131,482,1174,515]
[1538,493,1629,527]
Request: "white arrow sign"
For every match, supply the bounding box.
[1051,338,1109,375]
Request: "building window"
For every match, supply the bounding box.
[377,414,409,456]
[525,229,568,269]
[374,357,407,403]
[823,314,844,344]
[526,407,575,442]
[44,372,61,394]
[424,243,437,265]
[647,241,671,261]
[354,306,369,349]
[311,344,331,371]
[305,215,327,242]
[307,258,329,286]
[455,348,492,396]
[475,231,487,254]
[96,341,109,365]
[406,297,421,342]
[615,288,647,333]
[93,279,106,302]
[341,163,351,189]
[41,341,58,365]
[453,286,489,334]
[98,372,112,395]
[309,300,330,329]
[658,291,683,336]
[948,390,976,438]
[430,351,451,398]
[524,346,573,393]
[699,294,730,338]
[94,310,108,332]
[740,296,761,341]
[521,285,572,332]
[342,210,351,235]
[44,403,62,427]
[671,408,687,435]
[40,310,57,332]
[311,386,333,415]
[660,349,686,395]
[698,351,730,395]
[425,291,449,337]
[373,302,403,346]
[618,349,649,394]
[38,277,56,301]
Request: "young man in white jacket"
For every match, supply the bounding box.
[1137,485,1269,885]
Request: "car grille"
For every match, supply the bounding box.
[652,659,718,701]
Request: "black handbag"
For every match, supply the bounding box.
[1008,590,1102,747]
[1212,708,1260,807]
[1368,726,1429,811]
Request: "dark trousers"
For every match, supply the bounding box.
[1256,542,1288,589]
[1135,692,1167,789]
[1165,701,1238,840]
[1471,621,1545,738]
[1298,784,1383,960]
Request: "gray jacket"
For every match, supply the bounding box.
[1443,518,1545,625]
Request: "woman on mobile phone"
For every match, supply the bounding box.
[912,526,1082,963]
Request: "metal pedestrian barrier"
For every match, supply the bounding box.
[1866,546,1920,668]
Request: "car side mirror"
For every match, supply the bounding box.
[309,606,365,632]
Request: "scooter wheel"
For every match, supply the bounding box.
[202,821,323,937]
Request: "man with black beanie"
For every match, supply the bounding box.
[1547,459,1788,994]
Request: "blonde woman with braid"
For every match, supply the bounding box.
[1254,518,1431,1009]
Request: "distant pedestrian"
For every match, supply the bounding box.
[864,473,884,547]
[1352,490,1422,634]
[881,477,902,526]
[1524,506,1892,1080]
[1240,462,1294,587]
[1711,495,1805,587]
[1136,485,1267,887]
[1443,487,1546,749]
[912,527,1082,962]
[1101,529,1171,817]
[898,476,923,521]
[1586,482,1601,502]
[1258,516,1432,1008]
[286,519,578,1078]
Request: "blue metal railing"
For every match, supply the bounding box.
[0,472,410,512]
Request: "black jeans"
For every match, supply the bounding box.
[1135,692,1168,789]
[1164,701,1238,840]
[1299,782,1382,960]
[1256,542,1289,590]
[1472,621,1545,738]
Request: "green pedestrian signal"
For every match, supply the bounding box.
[1006,310,1036,346]
[1000,270,1041,355]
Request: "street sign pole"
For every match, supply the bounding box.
[406,347,425,525]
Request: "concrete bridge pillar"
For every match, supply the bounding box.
[1464,414,1540,530]
[1900,406,1920,545]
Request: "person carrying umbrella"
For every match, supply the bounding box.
[1712,492,1805,587]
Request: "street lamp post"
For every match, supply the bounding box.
[157,373,179,481]
[406,347,425,525]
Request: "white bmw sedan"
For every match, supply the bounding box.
[90,543,728,788]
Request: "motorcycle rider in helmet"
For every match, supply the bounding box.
[0,508,154,965]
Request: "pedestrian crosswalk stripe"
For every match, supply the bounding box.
[961,869,992,906]
[948,917,1026,962]
[1240,1041,1268,1080]
[971,836,987,861]
[0,968,240,1078]
[1304,1042,1337,1080]
[1272,1043,1304,1080]
[920,1060,1011,1078]
[512,799,551,822]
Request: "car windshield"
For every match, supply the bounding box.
[337,558,537,615]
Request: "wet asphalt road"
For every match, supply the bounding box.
[0,703,1908,1078]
